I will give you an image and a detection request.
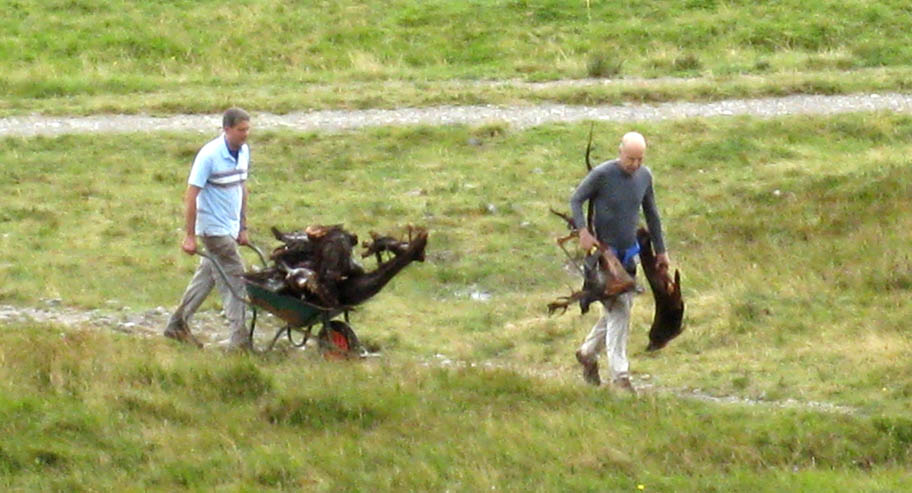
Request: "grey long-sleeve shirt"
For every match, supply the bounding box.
[570,159,666,255]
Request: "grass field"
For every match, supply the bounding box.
[1,113,911,489]
[3,0,912,115]
[3,0,912,489]
[1,324,910,491]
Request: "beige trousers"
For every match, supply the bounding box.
[577,292,634,381]
[167,235,248,347]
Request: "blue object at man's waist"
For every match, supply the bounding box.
[610,243,641,267]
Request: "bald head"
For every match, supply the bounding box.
[618,132,646,175]
[620,132,646,153]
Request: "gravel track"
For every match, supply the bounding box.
[2,92,912,137]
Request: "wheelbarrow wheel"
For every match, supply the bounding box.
[317,321,361,360]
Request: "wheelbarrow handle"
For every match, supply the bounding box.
[244,242,268,269]
[195,249,253,305]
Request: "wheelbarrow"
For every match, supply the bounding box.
[197,244,361,357]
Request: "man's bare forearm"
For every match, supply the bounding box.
[240,184,248,231]
[184,186,201,237]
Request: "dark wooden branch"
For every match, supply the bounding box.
[637,227,684,351]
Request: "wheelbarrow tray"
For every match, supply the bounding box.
[244,279,342,329]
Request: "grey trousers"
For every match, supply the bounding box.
[167,235,248,346]
[577,292,634,381]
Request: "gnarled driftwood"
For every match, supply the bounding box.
[637,227,684,351]
[546,209,636,316]
[247,224,428,309]
[339,226,427,306]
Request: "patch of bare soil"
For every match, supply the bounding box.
[0,301,286,349]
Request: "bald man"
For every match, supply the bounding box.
[569,131,670,393]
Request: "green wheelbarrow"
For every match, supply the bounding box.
[197,244,361,357]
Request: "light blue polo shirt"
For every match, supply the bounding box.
[187,134,250,238]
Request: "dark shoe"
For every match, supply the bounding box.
[613,375,637,396]
[163,326,203,349]
[575,350,601,386]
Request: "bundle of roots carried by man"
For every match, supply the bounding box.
[547,218,684,352]
[244,224,428,309]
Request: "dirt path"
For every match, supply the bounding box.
[0,301,236,345]
[2,93,912,137]
[1,302,859,415]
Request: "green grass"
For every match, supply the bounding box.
[2,113,912,488]
[5,0,912,488]
[3,0,912,114]
[0,325,910,491]
[7,66,912,117]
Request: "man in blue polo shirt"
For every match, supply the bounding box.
[164,108,253,351]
